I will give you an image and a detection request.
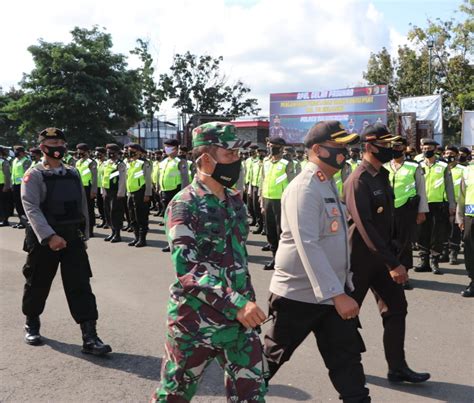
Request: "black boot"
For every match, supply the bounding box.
[0,220,10,227]
[135,231,147,248]
[128,230,139,246]
[80,320,112,356]
[104,231,115,242]
[461,282,474,298]
[414,254,431,272]
[449,251,458,265]
[110,230,122,243]
[261,243,272,252]
[387,366,430,383]
[24,316,42,345]
[162,245,170,252]
[439,247,449,263]
[96,221,105,228]
[252,227,263,235]
[430,255,443,275]
[263,258,275,271]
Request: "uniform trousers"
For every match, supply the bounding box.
[161,187,181,215]
[351,248,408,370]
[104,190,124,232]
[251,186,263,230]
[12,184,26,218]
[96,189,105,221]
[22,225,98,324]
[263,294,370,403]
[0,184,13,221]
[246,184,256,223]
[418,202,449,255]
[464,216,474,280]
[263,198,282,253]
[83,185,95,235]
[128,187,150,233]
[446,217,462,252]
[393,201,418,269]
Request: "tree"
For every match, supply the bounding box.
[2,26,142,147]
[160,52,260,124]
[0,87,25,145]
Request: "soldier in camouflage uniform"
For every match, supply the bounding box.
[151,122,268,403]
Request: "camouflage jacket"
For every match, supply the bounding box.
[165,178,255,332]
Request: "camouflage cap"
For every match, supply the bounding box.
[192,122,251,149]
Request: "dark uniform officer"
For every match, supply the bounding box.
[0,146,13,226]
[11,145,32,228]
[125,143,152,247]
[95,147,108,229]
[20,127,111,355]
[344,124,430,384]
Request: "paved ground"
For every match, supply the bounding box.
[1,216,473,402]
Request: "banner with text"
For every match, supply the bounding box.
[269,85,388,144]
[400,95,443,135]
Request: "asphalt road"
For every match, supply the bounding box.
[1,216,473,402]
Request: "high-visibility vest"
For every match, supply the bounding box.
[250,159,263,187]
[334,170,343,196]
[102,160,120,189]
[11,157,29,185]
[159,157,181,191]
[464,164,474,217]
[97,160,105,187]
[301,159,308,169]
[451,164,466,201]
[126,159,145,193]
[262,158,289,200]
[152,161,160,185]
[385,161,418,208]
[348,159,361,172]
[245,158,254,184]
[421,160,448,203]
[75,158,93,186]
[186,160,193,182]
[0,159,5,185]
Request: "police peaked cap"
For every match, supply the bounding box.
[38,127,66,142]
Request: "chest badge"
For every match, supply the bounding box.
[316,171,325,182]
[331,207,339,216]
[330,220,339,232]
[377,206,384,214]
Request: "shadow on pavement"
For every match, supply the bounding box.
[246,240,269,248]
[366,374,474,402]
[410,278,466,294]
[248,254,272,265]
[267,384,313,401]
[42,337,161,381]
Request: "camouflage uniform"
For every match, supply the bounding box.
[152,122,267,403]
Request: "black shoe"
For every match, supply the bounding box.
[16,223,25,229]
[439,250,449,263]
[461,282,474,298]
[430,256,443,275]
[0,220,10,227]
[24,316,42,346]
[127,227,134,233]
[249,220,257,227]
[104,232,115,242]
[110,231,122,243]
[252,228,263,235]
[403,281,413,290]
[261,230,266,236]
[80,320,112,356]
[414,255,431,272]
[96,222,105,228]
[135,232,147,248]
[261,244,272,252]
[263,259,275,271]
[128,232,139,247]
[387,366,430,383]
[89,232,94,238]
[103,224,109,229]
[162,246,170,252]
[449,251,458,265]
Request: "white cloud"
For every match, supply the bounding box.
[0,0,402,116]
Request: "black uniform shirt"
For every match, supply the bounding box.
[344,159,400,270]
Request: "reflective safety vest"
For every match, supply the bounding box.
[97,160,105,187]
[159,157,181,191]
[245,158,254,184]
[152,161,160,185]
[421,160,448,203]
[0,159,5,185]
[348,159,361,172]
[464,164,474,216]
[385,161,418,208]
[250,159,263,187]
[262,158,289,200]
[75,158,93,186]
[187,160,193,182]
[301,159,308,169]
[451,164,466,202]
[126,159,145,193]
[334,170,343,196]
[102,160,120,189]
[11,157,29,185]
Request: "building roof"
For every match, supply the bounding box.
[231,120,269,129]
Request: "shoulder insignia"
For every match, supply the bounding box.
[315,170,326,182]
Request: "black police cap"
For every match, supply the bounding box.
[76,143,89,151]
[95,147,106,154]
[304,120,359,148]
[268,136,286,146]
[361,123,400,143]
[106,143,121,152]
[164,139,179,147]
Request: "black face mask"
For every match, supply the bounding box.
[405,153,414,161]
[319,145,348,170]
[392,149,404,159]
[210,159,241,188]
[129,151,137,158]
[445,155,456,163]
[423,150,435,159]
[459,155,467,163]
[107,152,116,159]
[350,154,359,161]
[178,154,186,160]
[372,144,393,163]
[270,147,281,156]
[14,152,21,158]
[259,155,265,161]
[44,145,66,160]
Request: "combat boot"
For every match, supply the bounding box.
[135,231,147,248]
[128,230,139,246]
[104,230,115,242]
[110,230,122,243]
[439,246,449,263]
[414,254,431,272]
[449,251,458,265]
[24,316,42,345]
[461,282,474,297]
[263,259,275,271]
[430,255,443,275]
[80,320,112,356]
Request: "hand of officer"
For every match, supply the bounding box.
[416,212,426,224]
[389,265,408,284]
[48,235,67,251]
[144,195,150,203]
[332,294,359,320]
[237,301,267,329]
[459,222,465,231]
[90,192,96,199]
[449,208,456,216]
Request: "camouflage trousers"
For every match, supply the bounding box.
[151,324,267,402]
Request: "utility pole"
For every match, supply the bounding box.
[427,39,434,94]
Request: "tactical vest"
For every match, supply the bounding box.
[464,165,474,217]
[75,158,93,187]
[0,159,4,185]
[126,159,145,193]
[251,159,263,187]
[421,160,448,203]
[451,164,466,201]
[385,161,418,208]
[40,168,85,229]
[12,157,28,185]
[159,157,181,191]
[102,160,120,191]
[262,158,289,200]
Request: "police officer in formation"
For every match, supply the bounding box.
[0,145,13,226]
[11,145,32,228]
[94,146,108,229]
[20,127,111,355]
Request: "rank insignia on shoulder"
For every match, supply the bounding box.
[330,219,339,232]
[377,206,384,213]
[316,171,325,182]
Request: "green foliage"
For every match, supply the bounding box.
[0,87,25,145]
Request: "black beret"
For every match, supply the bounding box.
[76,143,89,151]
[420,138,438,146]
[128,143,141,151]
[179,145,189,152]
[361,124,400,143]
[154,149,163,154]
[95,147,106,153]
[249,144,258,150]
[304,121,359,148]
[106,143,121,152]
[164,139,179,147]
[38,127,66,143]
[444,145,458,153]
[13,145,25,152]
[268,136,286,146]
[29,147,41,154]
[459,146,470,154]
